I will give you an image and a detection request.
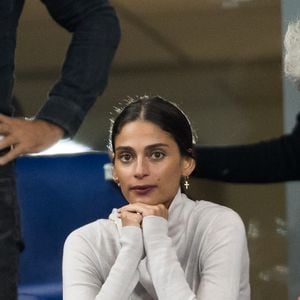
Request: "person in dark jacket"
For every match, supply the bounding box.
[0,1,120,299]
[193,114,300,182]
[193,20,300,183]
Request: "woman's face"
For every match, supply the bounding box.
[113,120,195,207]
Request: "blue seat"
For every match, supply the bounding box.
[16,152,126,300]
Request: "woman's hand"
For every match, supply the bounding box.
[118,207,143,227]
[119,203,168,227]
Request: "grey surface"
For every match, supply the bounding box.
[281,1,300,299]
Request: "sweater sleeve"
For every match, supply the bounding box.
[193,113,300,183]
[142,216,197,300]
[197,210,250,300]
[63,226,143,300]
[142,212,249,300]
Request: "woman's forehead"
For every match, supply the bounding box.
[115,120,177,148]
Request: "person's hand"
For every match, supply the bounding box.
[118,206,143,227]
[119,202,168,227]
[0,114,64,165]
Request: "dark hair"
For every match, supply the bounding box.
[108,95,196,159]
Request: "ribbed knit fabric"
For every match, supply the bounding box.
[63,190,250,300]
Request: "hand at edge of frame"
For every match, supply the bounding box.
[0,114,64,165]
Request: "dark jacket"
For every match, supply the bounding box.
[0,0,121,137]
[193,113,300,183]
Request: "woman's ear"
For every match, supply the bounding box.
[109,152,119,183]
[181,156,196,177]
[112,167,120,187]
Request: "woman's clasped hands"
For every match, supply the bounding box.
[118,203,168,227]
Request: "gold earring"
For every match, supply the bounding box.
[184,176,190,190]
[114,177,120,187]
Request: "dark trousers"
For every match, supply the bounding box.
[0,162,21,300]
[0,1,25,299]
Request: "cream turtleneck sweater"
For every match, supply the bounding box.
[63,190,250,300]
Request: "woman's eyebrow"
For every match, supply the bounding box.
[115,146,133,152]
[115,143,169,152]
[145,143,169,150]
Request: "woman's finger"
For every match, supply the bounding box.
[119,203,168,219]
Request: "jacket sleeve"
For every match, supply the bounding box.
[36,0,121,137]
[193,113,300,183]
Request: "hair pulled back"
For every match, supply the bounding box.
[109,95,196,159]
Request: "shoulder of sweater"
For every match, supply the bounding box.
[65,218,118,246]
[184,202,246,248]
[183,195,244,227]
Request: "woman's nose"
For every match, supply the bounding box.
[134,157,149,178]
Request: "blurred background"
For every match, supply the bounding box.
[15,0,288,299]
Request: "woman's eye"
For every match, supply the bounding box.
[151,151,165,160]
[119,153,133,162]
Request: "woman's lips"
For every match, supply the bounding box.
[130,185,156,195]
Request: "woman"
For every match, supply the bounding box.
[63,96,250,300]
